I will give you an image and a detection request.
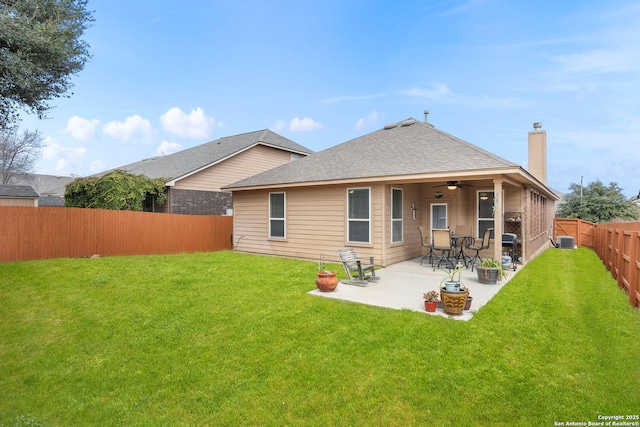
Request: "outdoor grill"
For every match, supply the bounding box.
[501,233,518,271]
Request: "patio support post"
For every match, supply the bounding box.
[493,179,504,261]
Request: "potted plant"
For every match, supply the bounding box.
[423,290,439,312]
[475,258,508,285]
[316,254,339,292]
[439,263,468,316]
[439,263,465,291]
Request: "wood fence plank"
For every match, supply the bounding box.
[0,206,233,262]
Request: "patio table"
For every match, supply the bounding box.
[451,234,473,266]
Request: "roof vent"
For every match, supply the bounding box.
[533,122,542,130]
[423,109,435,127]
[400,119,416,127]
[384,122,398,130]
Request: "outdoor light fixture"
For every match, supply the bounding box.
[480,192,489,200]
[435,191,443,199]
[411,202,417,220]
[447,183,457,190]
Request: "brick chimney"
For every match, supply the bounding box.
[528,122,547,185]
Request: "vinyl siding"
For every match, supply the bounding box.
[385,183,423,265]
[174,145,297,191]
[232,179,555,267]
[233,184,386,265]
[0,198,37,207]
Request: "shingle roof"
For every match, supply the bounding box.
[9,174,74,196]
[0,185,39,198]
[38,195,65,206]
[107,129,314,182]
[225,118,520,189]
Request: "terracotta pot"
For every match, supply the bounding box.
[316,271,339,292]
[424,300,437,312]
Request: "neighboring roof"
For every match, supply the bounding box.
[8,174,74,196]
[225,118,526,190]
[38,195,65,206]
[106,129,314,183]
[0,185,39,198]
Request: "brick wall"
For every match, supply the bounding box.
[161,189,232,216]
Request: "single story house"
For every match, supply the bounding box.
[224,114,559,266]
[8,174,75,206]
[108,129,313,215]
[0,185,39,207]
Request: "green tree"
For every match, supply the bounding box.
[556,179,639,223]
[64,170,168,211]
[0,126,42,184]
[0,0,94,128]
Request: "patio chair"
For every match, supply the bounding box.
[338,248,379,286]
[418,226,435,265]
[431,228,455,271]
[468,227,493,271]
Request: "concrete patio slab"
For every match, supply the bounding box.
[309,257,520,321]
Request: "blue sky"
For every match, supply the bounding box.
[19,0,640,197]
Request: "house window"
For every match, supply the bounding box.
[430,203,448,232]
[290,154,300,161]
[269,192,286,238]
[347,188,370,243]
[391,188,403,243]
[477,191,495,239]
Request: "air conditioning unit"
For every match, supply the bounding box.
[556,236,575,249]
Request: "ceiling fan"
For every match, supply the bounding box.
[435,181,475,190]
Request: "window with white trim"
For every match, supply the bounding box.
[347,188,370,243]
[477,191,495,239]
[391,188,403,243]
[269,192,286,238]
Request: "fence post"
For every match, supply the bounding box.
[616,228,624,288]
[629,231,639,307]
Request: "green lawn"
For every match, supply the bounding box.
[1,248,639,426]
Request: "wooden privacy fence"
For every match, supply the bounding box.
[555,218,640,309]
[592,221,640,309]
[0,206,233,263]
[553,218,595,248]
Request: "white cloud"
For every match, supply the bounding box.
[42,139,87,175]
[289,117,323,132]
[66,116,100,141]
[156,140,182,155]
[355,110,381,130]
[160,107,216,139]
[103,115,154,142]
[89,159,109,174]
[551,48,640,77]
[402,83,457,99]
[402,84,527,109]
[271,119,286,132]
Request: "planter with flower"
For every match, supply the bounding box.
[316,254,339,292]
[439,263,468,315]
[423,290,439,312]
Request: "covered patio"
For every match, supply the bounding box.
[309,257,521,321]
